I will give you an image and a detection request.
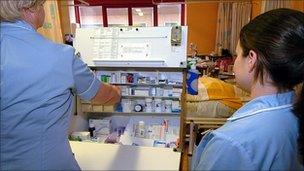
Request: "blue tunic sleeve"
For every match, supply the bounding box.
[192,133,254,170]
[72,56,101,101]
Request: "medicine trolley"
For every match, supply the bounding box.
[72,26,188,170]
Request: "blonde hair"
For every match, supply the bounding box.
[0,0,45,22]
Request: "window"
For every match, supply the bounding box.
[107,8,128,27]
[158,4,181,26]
[132,7,153,27]
[164,22,179,27]
[79,6,103,28]
[71,1,184,27]
[68,1,76,24]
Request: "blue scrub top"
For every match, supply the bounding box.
[192,91,303,170]
[0,20,101,170]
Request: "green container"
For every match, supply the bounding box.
[100,75,110,83]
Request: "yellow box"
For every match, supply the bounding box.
[92,105,103,112]
[103,105,114,112]
[81,104,92,112]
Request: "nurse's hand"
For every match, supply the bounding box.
[91,83,121,106]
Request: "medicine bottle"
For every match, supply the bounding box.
[88,123,95,138]
[145,98,153,112]
[154,98,162,113]
[138,121,145,138]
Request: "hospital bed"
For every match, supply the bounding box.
[184,76,250,156]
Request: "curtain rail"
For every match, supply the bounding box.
[152,0,257,5]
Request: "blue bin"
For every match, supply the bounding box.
[187,69,199,95]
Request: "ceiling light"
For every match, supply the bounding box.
[135,8,142,12]
[138,12,144,16]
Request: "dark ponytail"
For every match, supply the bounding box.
[294,83,304,163]
[239,8,304,163]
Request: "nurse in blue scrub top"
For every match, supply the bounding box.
[0,0,121,170]
[192,8,304,170]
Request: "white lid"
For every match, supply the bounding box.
[89,123,95,128]
[134,104,143,112]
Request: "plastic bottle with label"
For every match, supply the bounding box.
[154,98,162,113]
[110,73,117,83]
[186,64,199,95]
[88,123,95,138]
[164,100,172,113]
[138,121,145,138]
[122,99,132,112]
[145,98,153,112]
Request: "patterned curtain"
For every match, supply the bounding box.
[215,3,232,55]
[230,2,252,54]
[215,2,252,55]
[37,0,63,43]
[261,0,291,13]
